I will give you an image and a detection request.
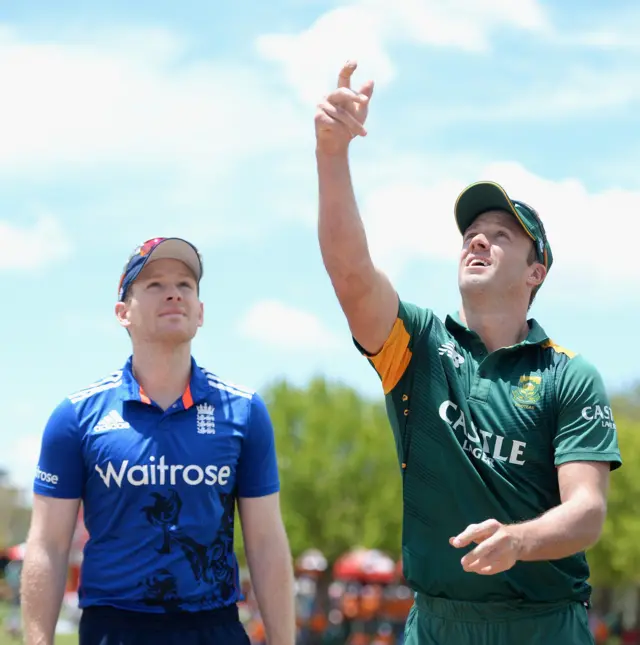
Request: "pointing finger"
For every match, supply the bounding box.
[338,60,358,89]
[450,519,501,549]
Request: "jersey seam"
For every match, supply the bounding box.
[550,353,569,421]
[555,450,620,460]
[238,482,280,498]
[32,487,80,500]
[69,399,87,493]
[246,391,256,441]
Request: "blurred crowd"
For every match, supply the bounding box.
[0,544,636,644]
[240,548,414,645]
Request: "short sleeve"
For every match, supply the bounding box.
[33,398,85,499]
[553,355,622,470]
[236,393,281,498]
[353,299,434,395]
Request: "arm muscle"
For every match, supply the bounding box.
[317,151,398,353]
[22,495,81,645]
[239,493,295,645]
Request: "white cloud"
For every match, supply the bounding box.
[419,67,640,124]
[0,25,306,179]
[308,152,638,299]
[548,6,640,53]
[0,215,70,270]
[240,300,340,350]
[263,143,638,295]
[564,30,640,51]
[256,0,547,104]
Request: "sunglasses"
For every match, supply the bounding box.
[512,200,549,268]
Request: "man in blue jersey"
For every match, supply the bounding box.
[21,237,296,645]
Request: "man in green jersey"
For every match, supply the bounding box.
[313,61,621,645]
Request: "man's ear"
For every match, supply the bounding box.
[115,301,131,330]
[528,263,547,289]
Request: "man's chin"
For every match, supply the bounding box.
[459,275,493,292]
[154,327,199,344]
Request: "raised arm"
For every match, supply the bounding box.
[315,61,398,354]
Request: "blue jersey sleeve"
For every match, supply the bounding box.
[236,393,280,498]
[33,398,84,499]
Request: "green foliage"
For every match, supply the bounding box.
[611,383,640,420]
[0,471,31,548]
[587,409,640,586]
[233,377,640,589]
[269,376,403,563]
[235,376,403,567]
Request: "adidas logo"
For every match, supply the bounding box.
[94,410,131,433]
[196,402,215,435]
[438,341,465,368]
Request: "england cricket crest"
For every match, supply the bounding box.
[196,402,216,434]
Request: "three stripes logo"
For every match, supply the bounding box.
[94,410,131,433]
[69,372,123,404]
[438,341,465,368]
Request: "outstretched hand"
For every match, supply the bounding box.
[314,60,375,156]
[450,519,522,576]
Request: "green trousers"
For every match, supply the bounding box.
[404,593,594,645]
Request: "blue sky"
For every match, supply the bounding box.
[2,0,639,491]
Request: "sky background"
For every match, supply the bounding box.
[2,0,639,493]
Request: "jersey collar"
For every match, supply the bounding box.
[445,311,549,348]
[121,356,211,409]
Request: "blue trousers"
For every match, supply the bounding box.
[79,604,251,645]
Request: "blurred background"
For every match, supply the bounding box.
[0,0,639,643]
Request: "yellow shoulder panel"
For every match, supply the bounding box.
[370,317,412,395]
[541,339,577,359]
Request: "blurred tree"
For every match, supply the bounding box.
[235,376,402,567]
[0,469,31,547]
[234,378,640,587]
[587,396,640,587]
[611,383,640,420]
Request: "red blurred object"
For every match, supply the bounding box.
[70,505,89,565]
[5,543,26,560]
[333,548,396,584]
[622,630,640,645]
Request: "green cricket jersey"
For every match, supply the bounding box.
[356,299,621,606]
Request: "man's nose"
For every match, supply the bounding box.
[469,234,489,252]
[165,286,182,301]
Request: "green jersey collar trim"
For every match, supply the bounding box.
[445,312,549,347]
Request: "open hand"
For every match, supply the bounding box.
[314,60,375,155]
[450,519,522,575]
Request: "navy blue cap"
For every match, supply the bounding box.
[118,237,203,301]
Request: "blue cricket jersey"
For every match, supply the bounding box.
[33,356,280,613]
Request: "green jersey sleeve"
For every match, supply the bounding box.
[353,299,432,394]
[553,354,622,470]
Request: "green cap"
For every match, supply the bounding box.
[454,181,553,272]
